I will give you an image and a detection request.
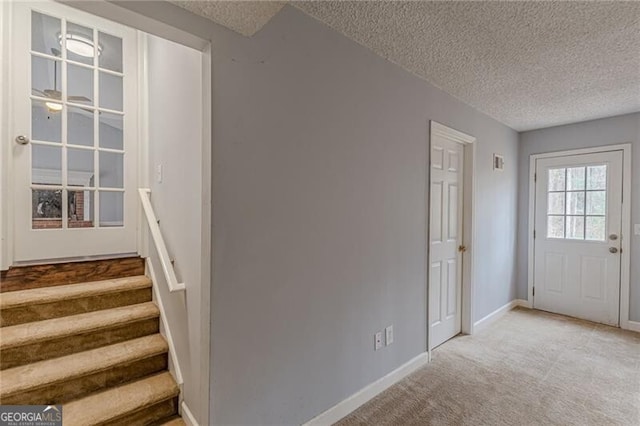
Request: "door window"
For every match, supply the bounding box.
[546,165,607,241]
[30,10,124,229]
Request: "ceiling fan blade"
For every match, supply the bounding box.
[43,89,62,100]
[68,95,92,102]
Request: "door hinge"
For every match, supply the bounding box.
[533,230,536,239]
[532,287,535,297]
[534,173,537,182]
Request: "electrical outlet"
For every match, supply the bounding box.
[385,326,394,346]
[156,164,163,183]
[374,331,383,351]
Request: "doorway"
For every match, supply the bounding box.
[1,1,212,423]
[428,121,475,350]
[8,1,138,262]
[530,147,631,326]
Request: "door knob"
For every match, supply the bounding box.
[15,135,30,145]
[609,234,618,241]
[609,247,618,254]
[458,245,467,253]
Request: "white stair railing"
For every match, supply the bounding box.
[146,258,184,388]
[138,188,186,292]
[139,188,189,418]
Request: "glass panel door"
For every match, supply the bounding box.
[12,1,138,262]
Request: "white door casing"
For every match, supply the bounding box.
[533,151,623,326]
[429,130,464,349]
[11,1,138,262]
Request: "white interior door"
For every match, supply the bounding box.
[534,151,623,325]
[429,134,464,349]
[10,1,138,262]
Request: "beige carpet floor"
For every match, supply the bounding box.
[336,307,640,426]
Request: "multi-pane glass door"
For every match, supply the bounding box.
[12,1,138,262]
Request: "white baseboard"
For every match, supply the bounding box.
[623,320,640,333]
[303,352,429,426]
[181,401,199,426]
[473,299,527,333]
[520,298,533,309]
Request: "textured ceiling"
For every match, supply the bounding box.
[170,0,286,36]
[294,1,640,131]
[174,1,640,131]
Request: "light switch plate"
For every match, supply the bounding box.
[385,326,394,346]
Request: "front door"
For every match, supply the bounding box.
[429,132,464,349]
[533,150,623,325]
[10,1,138,262]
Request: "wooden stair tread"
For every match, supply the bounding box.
[0,302,159,349]
[63,372,179,425]
[0,276,151,309]
[0,334,168,399]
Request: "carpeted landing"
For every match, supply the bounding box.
[336,307,640,426]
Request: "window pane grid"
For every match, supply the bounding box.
[546,165,607,241]
[31,11,124,230]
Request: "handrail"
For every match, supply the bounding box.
[138,188,186,292]
[147,259,184,387]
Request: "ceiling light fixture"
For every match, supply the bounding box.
[45,102,63,112]
[58,32,103,58]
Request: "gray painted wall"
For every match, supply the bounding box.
[517,112,640,321]
[92,3,519,425]
[207,7,518,425]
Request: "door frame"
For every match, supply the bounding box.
[527,144,632,330]
[427,121,476,353]
[1,0,13,270]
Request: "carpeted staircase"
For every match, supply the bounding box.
[0,265,185,425]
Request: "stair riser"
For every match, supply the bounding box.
[0,288,152,327]
[93,397,178,426]
[1,353,168,405]
[0,318,159,370]
[0,257,145,293]
[158,417,187,426]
